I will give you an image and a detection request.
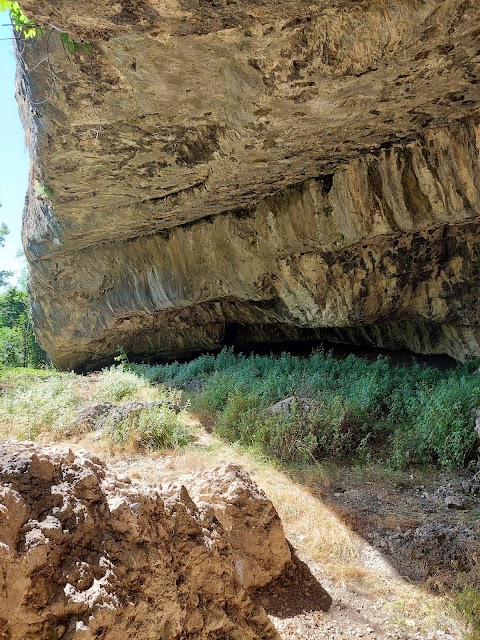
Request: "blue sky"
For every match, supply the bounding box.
[0,9,29,284]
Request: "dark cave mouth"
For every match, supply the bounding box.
[98,320,459,373]
[220,322,458,370]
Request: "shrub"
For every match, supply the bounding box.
[94,366,155,403]
[0,372,79,439]
[0,327,23,368]
[0,368,190,449]
[0,288,46,369]
[255,410,318,464]
[105,406,192,451]
[453,585,480,640]
[389,376,480,468]
[130,353,217,386]
[133,348,480,469]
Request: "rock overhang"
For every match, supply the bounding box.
[14,0,480,368]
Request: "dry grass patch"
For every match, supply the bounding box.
[0,367,191,452]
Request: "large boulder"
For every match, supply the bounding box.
[170,463,292,590]
[0,441,280,640]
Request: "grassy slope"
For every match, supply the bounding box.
[2,348,479,466]
[0,366,191,449]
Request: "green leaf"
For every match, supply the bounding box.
[60,30,91,54]
[3,1,42,38]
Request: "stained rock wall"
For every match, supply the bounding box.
[16,0,480,367]
[0,442,285,640]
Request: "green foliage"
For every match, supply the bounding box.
[0,327,23,367]
[215,393,318,464]
[0,1,42,38]
[130,353,217,386]
[0,223,9,248]
[132,349,480,469]
[453,585,480,640]
[0,372,79,439]
[34,180,54,201]
[60,31,91,54]
[93,365,181,405]
[0,288,46,369]
[0,367,190,450]
[388,376,480,468]
[94,366,152,403]
[0,1,91,53]
[113,345,129,369]
[0,287,27,327]
[0,270,13,289]
[105,405,192,451]
[0,222,13,288]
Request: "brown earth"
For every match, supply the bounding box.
[104,436,478,640]
[1,428,477,639]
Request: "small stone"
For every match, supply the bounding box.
[444,494,465,509]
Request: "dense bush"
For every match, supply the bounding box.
[0,288,46,369]
[94,365,181,404]
[94,366,152,403]
[130,349,480,469]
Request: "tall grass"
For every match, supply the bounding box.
[0,366,189,451]
[453,585,480,640]
[93,365,181,404]
[0,370,80,439]
[130,349,480,469]
[2,353,479,468]
[104,405,192,451]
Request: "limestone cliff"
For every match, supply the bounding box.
[16,0,480,368]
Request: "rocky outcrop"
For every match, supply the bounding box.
[16,0,480,367]
[383,521,480,583]
[0,441,283,639]
[169,463,292,590]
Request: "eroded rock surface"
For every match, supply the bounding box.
[0,441,281,639]
[16,0,480,367]
[168,463,292,590]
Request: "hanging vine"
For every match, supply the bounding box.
[0,1,42,38]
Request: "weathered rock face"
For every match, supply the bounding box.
[166,463,292,590]
[0,441,283,639]
[16,0,480,368]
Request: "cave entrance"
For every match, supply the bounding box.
[221,322,457,370]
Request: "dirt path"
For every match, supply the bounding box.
[90,429,473,640]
